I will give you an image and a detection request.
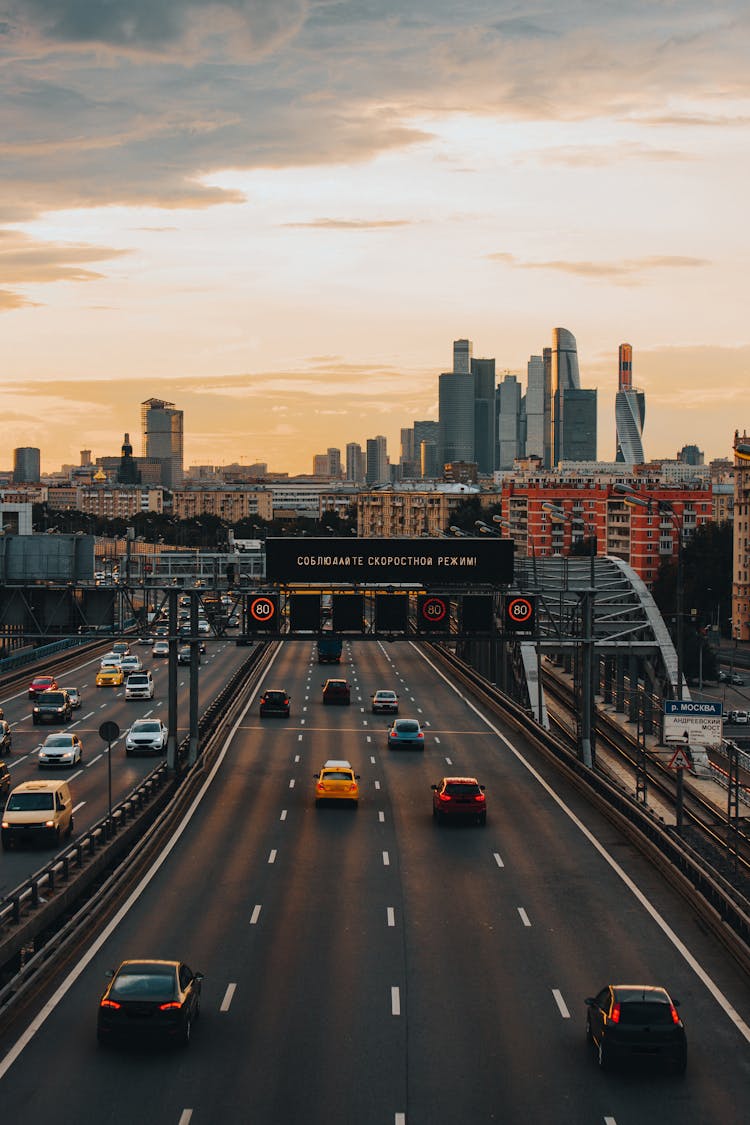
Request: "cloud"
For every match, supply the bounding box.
[1,1,748,229]
[281,218,413,230]
[486,251,709,284]
[0,229,130,306]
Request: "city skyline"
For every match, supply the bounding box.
[1,2,748,471]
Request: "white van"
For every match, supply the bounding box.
[125,670,155,700]
[2,779,74,849]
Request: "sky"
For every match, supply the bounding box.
[1,0,749,474]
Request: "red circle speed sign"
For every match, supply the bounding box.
[250,596,276,623]
[421,596,447,623]
[505,596,535,629]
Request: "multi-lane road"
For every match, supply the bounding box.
[1,638,749,1123]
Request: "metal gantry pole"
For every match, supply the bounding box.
[167,587,179,771]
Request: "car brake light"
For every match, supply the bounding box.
[158,1001,181,1011]
[669,1005,680,1025]
[100,999,121,1010]
[439,792,451,802]
[474,793,485,802]
[418,732,424,739]
[610,1003,621,1024]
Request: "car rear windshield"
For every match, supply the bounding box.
[39,693,66,705]
[111,972,176,1001]
[128,674,148,682]
[396,721,420,732]
[265,692,286,700]
[7,793,55,811]
[619,1001,674,1025]
[322,770,353,780]
[444,783,481,797]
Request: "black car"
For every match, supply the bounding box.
[32,690,72,726]
[177,646,201,665]
[322,679,351,705]
[585,984,687,1073]
[259,689,291,717]
[97,959,203,1047]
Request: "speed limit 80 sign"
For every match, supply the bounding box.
[417,594,450,632]
[504,595,536,633]
[247,595,279,633]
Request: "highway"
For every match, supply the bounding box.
[0,636,251,894]
[1,638,749,1123]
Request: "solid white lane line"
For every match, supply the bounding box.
[518,908,531,927]
[387,907,395,927]
[391,986,401,1016]
[382,851,390,866]
[268,850,277,864]
[411,639,750,1046]
[289,779,295,788]
[0,642,289,1083]
[493,853,504,868]
[378,811,385,822]
[552,989,570,1019]
[87,754,103,767]
[250,905,262,925]
[72,801,86,814]
[220,984,237,1012]
[280,810,287,821]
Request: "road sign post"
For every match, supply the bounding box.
[99,720,120,837]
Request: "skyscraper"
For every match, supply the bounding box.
[561,389,597,461]
[413,420,439,479]
[453,338,472,374]
[141,398,184,488]
[615,343,646,463]
[439,370,474,466]
[345,442,365,482]
[550,327,581,465]
[365,436,389,485]
[525,355,550,467]
[497,374,524,469]
[13,447,41,483]
[472,357,496,474]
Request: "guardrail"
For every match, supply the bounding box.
[430,642,750,975]
[0,641,274,1024]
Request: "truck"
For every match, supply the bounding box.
[317,636,343,664]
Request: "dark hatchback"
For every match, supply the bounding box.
[32,690,72,725]
[322,679,351,705]
[260,689,291,717]
[97,959,203,1048]
[585,984,687,1073]
[432,777,487,825]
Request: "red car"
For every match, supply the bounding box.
[432,777,487,825]
[28,675,58,699]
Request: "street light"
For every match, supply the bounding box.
[474,520,503,537]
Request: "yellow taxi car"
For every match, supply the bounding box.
[313,759,360,808]
[96,665,124,687]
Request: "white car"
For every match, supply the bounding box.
[119,654,143,675]
[371,690,399,714]
[100,653,122,669]
[38,732,83,768]
[125,719,168,755]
